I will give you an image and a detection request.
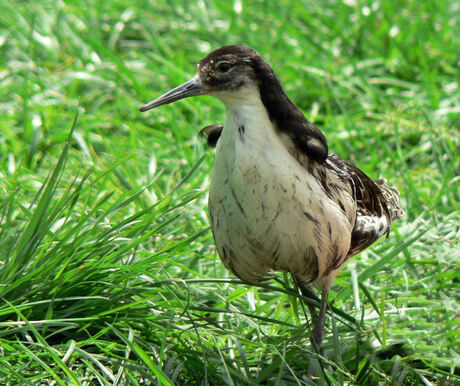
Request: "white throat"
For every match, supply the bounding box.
[213,85,280,150]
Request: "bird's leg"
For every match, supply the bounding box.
[307,286,332,378]
[311,286,330,350]
[293,276,331,351]
[294,278,319,324]
[293,276,329,377]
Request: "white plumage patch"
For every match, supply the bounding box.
[355,214,389,238]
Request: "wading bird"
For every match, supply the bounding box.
[140,45,403,349]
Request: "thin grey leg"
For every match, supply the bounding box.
[312,286,330,350]
[293,276,319,323]
[307,286,331,378]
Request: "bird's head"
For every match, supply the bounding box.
[140,45,262,111]
[140,44,329,162]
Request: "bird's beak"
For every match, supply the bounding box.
[140,75,205,112]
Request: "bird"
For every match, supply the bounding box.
[140,44,404,350]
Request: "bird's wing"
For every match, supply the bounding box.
[284,118,329,163]
[326,154,403,257]
[199,124,223,147]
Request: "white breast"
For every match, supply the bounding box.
[208,87,353,285]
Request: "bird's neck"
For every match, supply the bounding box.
[249,59,307,134]
[217,86,280,148]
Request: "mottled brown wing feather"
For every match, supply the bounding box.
[327,154,403,257]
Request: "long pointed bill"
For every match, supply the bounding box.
[140,76,205,112]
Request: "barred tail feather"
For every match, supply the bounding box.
[374,178,405,221]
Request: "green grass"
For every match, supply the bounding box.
[0,0,459,384]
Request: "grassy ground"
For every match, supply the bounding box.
[0,0,459,384]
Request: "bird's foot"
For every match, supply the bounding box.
[306,344,328,379]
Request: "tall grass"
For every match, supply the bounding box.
[0,0,458,384]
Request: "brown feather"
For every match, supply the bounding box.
[325,155,403,257]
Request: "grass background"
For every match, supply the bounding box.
[0,0,459,384]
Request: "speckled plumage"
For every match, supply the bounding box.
[206,87,355,290]
[140,44,404,349]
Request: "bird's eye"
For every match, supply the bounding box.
[215,61,233,74]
